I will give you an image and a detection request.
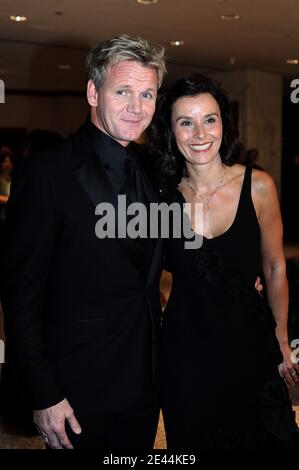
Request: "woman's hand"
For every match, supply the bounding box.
[254,276,263,295]
[278,345,299,388]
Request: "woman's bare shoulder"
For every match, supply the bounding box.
[251,168,276,197]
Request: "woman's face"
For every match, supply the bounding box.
[171,92,223,166]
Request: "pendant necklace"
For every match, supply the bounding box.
[185,166,227,220]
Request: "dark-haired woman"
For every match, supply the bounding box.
[150,74,299,448]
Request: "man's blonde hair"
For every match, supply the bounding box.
[85,35,166,90]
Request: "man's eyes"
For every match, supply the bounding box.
[115,90,154,99]
[142,92,154,99]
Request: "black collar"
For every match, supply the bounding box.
[85,117,139,179]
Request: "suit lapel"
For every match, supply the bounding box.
[73,148,113,210]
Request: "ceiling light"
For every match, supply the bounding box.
[10,15,27,22]
[286,59,299,65]
[58,64,71,70]
[136,0,158,4]
[170,40,185,47]
[220,14,240,21]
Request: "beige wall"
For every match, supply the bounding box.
[211,70,282,189]
[246,70,282,189]
[0,94,88,138]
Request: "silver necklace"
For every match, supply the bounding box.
[185,166,227,213]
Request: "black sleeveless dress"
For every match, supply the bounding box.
[160,166,298,448]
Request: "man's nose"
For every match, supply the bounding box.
[127,95,142,113]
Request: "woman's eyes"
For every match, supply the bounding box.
[205,117,216,124]
[180,120,193,127]
[179,117,216,127]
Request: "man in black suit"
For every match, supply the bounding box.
[1,35,166,449]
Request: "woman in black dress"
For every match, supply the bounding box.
[150,74,299,448]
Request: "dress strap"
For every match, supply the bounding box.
[237,165,251,207]
[237,165,259,230]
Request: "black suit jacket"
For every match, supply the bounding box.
[1,121,163,413]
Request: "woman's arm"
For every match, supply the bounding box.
[252,170,299,386]
[0,194,9,204]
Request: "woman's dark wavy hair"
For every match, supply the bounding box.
[148,73,240,197]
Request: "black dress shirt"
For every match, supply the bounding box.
[87,118,155,270]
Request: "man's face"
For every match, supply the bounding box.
[87,60,158,147]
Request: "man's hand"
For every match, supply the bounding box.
[34,398,82,449]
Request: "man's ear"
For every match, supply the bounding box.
[87,79,98,107]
